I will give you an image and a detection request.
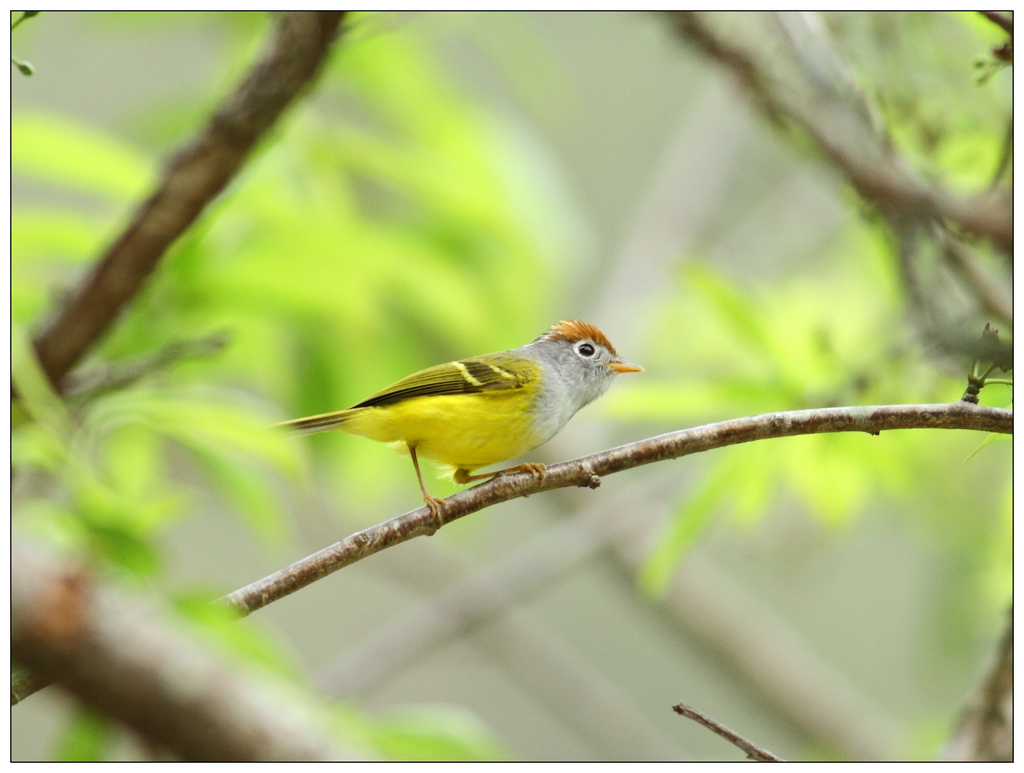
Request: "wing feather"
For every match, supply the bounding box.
[352,356,530,409]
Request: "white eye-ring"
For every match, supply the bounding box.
[576,341,596,358]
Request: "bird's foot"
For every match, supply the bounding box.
[423,493,447,534]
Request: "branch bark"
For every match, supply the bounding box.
[23,11,346,394]
[11,541,344,760]
[223,402,1011,616]
[979,11,1013,35]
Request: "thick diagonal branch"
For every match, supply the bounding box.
[12,541,343,760]
[25,11,345,393]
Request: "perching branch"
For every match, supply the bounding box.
[11,540,344,760]
[673,699,784,761]
[21,11,346,395]
[223,402,1011,617]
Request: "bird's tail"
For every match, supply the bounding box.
[276,409,353,436]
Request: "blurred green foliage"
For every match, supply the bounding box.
[826,12,1011,189]
[52,709,114,761]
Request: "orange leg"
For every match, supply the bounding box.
[409,445,445,532]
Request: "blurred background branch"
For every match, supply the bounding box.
[939,609,1013,761]
[667,12,1011,252]
[21,11,345,395]
[667,11,1012,370]
[12,540,344,760]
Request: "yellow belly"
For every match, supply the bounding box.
[337,390,543,472]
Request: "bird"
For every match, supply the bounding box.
[279,320,642,518]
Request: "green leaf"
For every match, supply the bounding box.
[11,422,68,474]
[682,264,773,354]
[12,209,106,265]
[348,703,511,761]
[75,386,302,541]
[12,112,154,200]
[173,592,304,680]
[11,324,69,434]
[640,458,738,595]
[12,500,84,554]
[163,400,302,474]
[785,435,867,525]
[83,520,161,577]
[53,709,115,761]
[13,57,35,76]
[94,388,303,478]
[964,430,1010,462]
[936,128,1002,190]
[97,424,163,505]
[69,473,168,576]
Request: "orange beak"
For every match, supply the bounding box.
[610,361,643,374]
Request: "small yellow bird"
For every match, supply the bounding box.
[279,320,642,515]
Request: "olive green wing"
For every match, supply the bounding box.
[352,355,535,409]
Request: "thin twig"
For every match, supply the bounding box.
[62,332,231,399]
[936,228,1013,325]
[989,118,1013,191]
[673,699,784,761]
[223,402,1011,617]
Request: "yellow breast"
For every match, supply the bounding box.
[337,389,543,472]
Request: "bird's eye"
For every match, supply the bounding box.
[577,342,596,358]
